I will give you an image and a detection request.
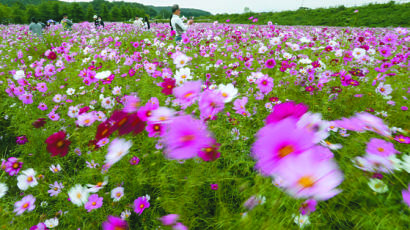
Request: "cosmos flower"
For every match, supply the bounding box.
[17,168,38,191]
[4,157,23,176]
[85,194,103,212]
[133,195,150,215]
[44,217,59,229]
[162,115,213,160]
[102,216,128,230]
[198,90,225,120]
[217,83,238,103]
[0,182,8,198]
[105,138,132,166]
[160,78,176,95]
[48,181,64,197]
[111,187,124,202]
[68,184,90,206]
[14,194,36,215]
[266,102,308,125]
[366,138,399,157]
[45,131,71,157]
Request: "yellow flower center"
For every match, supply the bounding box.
[278,145,294,158]
[298,176,315,188]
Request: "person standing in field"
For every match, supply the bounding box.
[134,16,144,28]
[143,16,150,30]
[29,17,43,38]
[170,4,193,43]
[97,16,105,29]
[61,14,73,31]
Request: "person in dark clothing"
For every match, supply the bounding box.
[97,16,105,28]
[144,16,150,30]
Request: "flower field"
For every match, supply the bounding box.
[0,22,409,229]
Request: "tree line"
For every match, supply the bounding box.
[202,1,410,27]
[0,0,211,24]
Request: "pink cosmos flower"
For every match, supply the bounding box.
[252,118,314,175]
[48,181,64,197]
[19,93,33,104]
[137,101,159,122]
[14,194,36,215]
[266,102,308,125]
[275,150,343,200]
[102,216,129,230]
[38,103,48,111]
[256,75,274,94]
[366,138,399,157]
[133,195,150,215]
[30,222,47,230]
[4,157,23,176]
[85,194,103,212]
[159,214,179,226]
[173,80,202,109]
[123,95,141,113]
[173,223,188,230]
[394,135,409,144]
[198,90,225,120]
[76,112,97,127]
[129,156,140,165]
[162,115,213,159]
[233,97,248,114]
[402,185,410,207]
[146,122,165,137]
[210,184,219,190]
[198,142,221,161]
[48,112,60,121]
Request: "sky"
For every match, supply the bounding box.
[61,0,410,14]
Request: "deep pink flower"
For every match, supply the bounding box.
[133,196,150,215]
[366,138,399,157]
[19,93,33,104]
[162,115,213,160]
[265,58,276,68]
[4,157,23,176]
[85,194,103,212]
[252,118,314,175]
[198,142,221,161]
[45,131,71,157]
[394,135,409,144]
[146,122,165,137]
[129,156,140,165]
[210,184,219,190]
[299,199,317,215]
[233,97,248,114]
[36,83,48,93]
[160,78,176,95]
[102,216,128,230]
[266,102,308,125]
[16,135,28,145]
[137,100,159,122]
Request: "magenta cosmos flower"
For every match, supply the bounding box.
[366,138,399,157]
[266,102,308,124]
[5,157,23,176]
[276,150,344,200]
[85,194,103,212]
[252,118,314,175]
[299,199,317,215]
[173,80,202,109]
[14,194,36,215]
[102,216,129,230]
[265,58,276,68]
[133,195,150,215]
[394,135,409,144]
[256,75,274,94]
[162,115,214,160]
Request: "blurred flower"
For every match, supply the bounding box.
[210,184,218,190]
[44,217,59,228]
[266,102,308,125]
[402,185,410,207]
[368,179,388,193]
[159,214,179,226]
[17,168,38,191]
[0,182,8,198]
[129,156,140,165]
[102,216,128,230]
[14,194,36,215]
[49,164,61,173]
[293,214,310,228]
[4,157,23,176]
[45,131,71,157]
[299,199,317,215]
[16,135,28,145]
[105,138,132,166]
[48,181,64,197]
[111,187,124,202]
[68,184,89,206]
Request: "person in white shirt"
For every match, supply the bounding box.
[170,4,193,42]
[134,16,144,28]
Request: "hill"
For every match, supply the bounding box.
[201,1,410,27]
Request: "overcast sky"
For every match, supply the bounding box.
[62,0,410,14]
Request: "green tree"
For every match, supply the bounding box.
[12,7,25,24]
[71,3,84,22]
[38,2,52,22]
[120,5,129,21]
[50,2,60,21]
[25,5,40,23]
[110,6,121,22]
[101,3,110,21]
[86,4,95,21]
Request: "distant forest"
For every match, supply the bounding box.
[0,0,211,24]
[203,1,410,27]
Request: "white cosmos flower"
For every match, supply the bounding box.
[111,187,124,202]
[173,53,190,68]
[105,138,132,166]
[400,154,410,173]
[95,71,111,80]
[68,184,89,206]
[68,106,79,118]
[45,217,59,229]
[101,96,114,109]
[174,68,192,86]
[17,168,38,191]
[352,48,366,59]
[368,179,388,193]
[13,70,25,81]
[0,182,8,198]
[293,214,310,228]
[269,37,281,46]
[217,83,238,103]
[297,112,330,143]
[66,88,75,95]
[148,107,176,124]
[376,83,392,96]
[87,177,108,193]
